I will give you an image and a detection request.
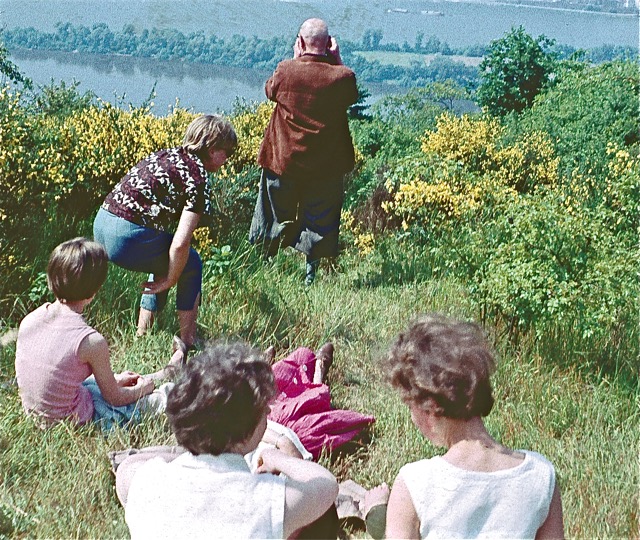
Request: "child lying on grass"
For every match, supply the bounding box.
[15,237,184,431]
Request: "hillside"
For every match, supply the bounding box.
[0,31,638,539]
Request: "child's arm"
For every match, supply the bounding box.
[385,475,420,539]
[79,333,154,407]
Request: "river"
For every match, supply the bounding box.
[4,0,638,113]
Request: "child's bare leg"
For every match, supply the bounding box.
[136,308,155,336]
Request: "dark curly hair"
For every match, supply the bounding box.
[384,313,495,419]
[166,341,277,456]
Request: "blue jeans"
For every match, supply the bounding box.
[82,377,141,432]
[93,208,202,312]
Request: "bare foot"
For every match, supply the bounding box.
[264,346,276,365]
[313,342,334,384]
[156,336,187,379]
[364,483,390,514]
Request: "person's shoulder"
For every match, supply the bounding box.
[522,450,555,468]
[20,302,49,322]
[520,450,556,481]
[78,328,108,358]
[399,456,439,476]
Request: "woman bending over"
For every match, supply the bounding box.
[93,115,237,348]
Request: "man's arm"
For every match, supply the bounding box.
[264,65,282,102]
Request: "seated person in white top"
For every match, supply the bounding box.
[122,341,339,539]
[383,314,565,540]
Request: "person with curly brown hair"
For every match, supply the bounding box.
[383,314,564,539]
[122,341,338,539]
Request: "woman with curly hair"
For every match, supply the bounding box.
[121,341,338,539]
[384,314,564,539]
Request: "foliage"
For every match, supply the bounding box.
[513,60,639,180]
[0,89,268,317]
[346,82,470,211]
[477,26,559,116]
[3,23,479,89]
[376,105,636,351]
[0,237,638,539]
[0,42,638,540]
[0,40,30,87]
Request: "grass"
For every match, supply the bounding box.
[1,240,638,538]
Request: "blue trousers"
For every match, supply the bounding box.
[93,208,202,312]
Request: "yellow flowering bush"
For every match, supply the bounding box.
[341,209,377,256]
[222,101,273,177]
[422,113,502,173]
[0,85,266,315]
[382,113,560,235]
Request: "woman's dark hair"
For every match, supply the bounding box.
[166,341,277,456]
[47,237,108,302]
[384,313,495,419]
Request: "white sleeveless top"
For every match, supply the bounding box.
[399,450,556,539]
[125,452,286,539]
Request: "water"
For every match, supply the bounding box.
[3,0,637,48]
[4,0,638,113]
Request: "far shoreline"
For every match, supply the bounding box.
[429,0,639,17]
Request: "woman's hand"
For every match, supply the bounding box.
[141,275,175,295]
[255,448,285,475]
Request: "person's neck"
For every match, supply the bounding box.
[442,416,498,450]
[302,49,327,57]
[54,298,87,314]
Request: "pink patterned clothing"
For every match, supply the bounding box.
[15,303,95,425]
[269,347,375,459]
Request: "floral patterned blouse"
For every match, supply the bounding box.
[101,147,212,232]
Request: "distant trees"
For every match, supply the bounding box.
[1,23,479,88]
[2,23,634,94]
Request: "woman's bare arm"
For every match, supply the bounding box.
[536,484,564,540]
[257,448,338,538]
[385,475,420,539]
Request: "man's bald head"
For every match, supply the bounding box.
[299,18,330,53]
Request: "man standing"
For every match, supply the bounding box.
[249,18,358,285]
